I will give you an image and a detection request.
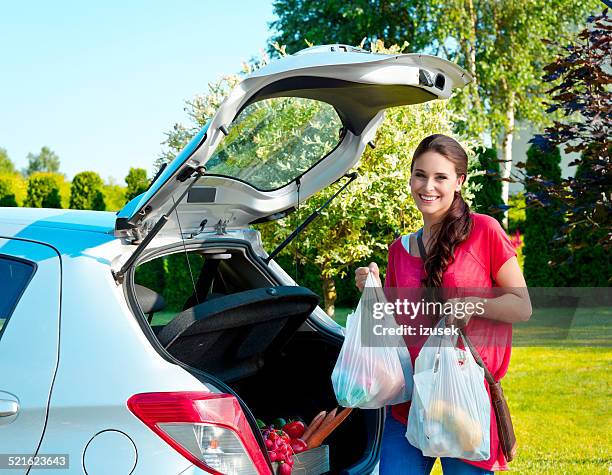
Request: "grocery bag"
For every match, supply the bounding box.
[406,321,490,460]
[331,272,412,409]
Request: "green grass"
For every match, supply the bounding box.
[499,346,612,474]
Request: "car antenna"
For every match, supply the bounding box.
[113,166,206,284]
[265,172,358,264]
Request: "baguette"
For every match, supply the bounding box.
[308,407,353,448]
[302,410,327,443]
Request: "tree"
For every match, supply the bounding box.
[125,168,149,201]
[520,10,611,285]
[24,146,61,176]
[70,171,106,210]
[269,0,601,225]
[158,46,478,314]
[269,0,437,54]
[523,142,563,286]
[471,147,503,223]
[0,148,16,174]
[25,173,63,208]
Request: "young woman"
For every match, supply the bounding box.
[355,134,531,474]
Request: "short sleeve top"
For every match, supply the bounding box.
[384,213,517,471]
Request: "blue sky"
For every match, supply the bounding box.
[1,1,275,182]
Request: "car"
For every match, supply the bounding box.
[0,45,470,474]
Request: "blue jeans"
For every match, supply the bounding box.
[380,414,493,475]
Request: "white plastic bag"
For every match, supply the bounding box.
[331,273,412,409]
[406,322,490,460]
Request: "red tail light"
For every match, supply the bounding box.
[127,392,271,475]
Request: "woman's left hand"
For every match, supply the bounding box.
[444,296,481,328]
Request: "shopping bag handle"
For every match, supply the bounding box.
[416,229,497,386]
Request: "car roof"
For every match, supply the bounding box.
[0,207,116,234]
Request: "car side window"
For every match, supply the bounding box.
[0,256,36,340]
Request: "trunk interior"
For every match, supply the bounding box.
[231,331,382,474]
[133,240,382,474]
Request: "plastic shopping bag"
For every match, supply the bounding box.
[406,321,490,460]
[331,272,412,409]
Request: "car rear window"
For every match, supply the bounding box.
[205,97,343,191]
[0,256,36,338]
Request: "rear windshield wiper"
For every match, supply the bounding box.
[265,172,357,264]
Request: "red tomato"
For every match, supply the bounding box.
[290,438,308,454]
[282,421,306,439]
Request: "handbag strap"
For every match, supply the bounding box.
[416,229,497,386]
[415,228,427,260]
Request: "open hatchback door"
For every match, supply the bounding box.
[116,45,471,241]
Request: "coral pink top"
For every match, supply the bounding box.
[384,213,517,472]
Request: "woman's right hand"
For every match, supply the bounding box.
[355,262,381,291]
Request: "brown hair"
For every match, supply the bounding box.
[411,134,473,288]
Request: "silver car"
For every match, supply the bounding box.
[0,45,469,474]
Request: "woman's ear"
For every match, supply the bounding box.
[456,174,466,191]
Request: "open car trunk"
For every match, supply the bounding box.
[131,240,381,474]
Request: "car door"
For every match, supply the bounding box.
[114,45,471,242]
[0,238,61,473]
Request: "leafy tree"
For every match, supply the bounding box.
[270,0,601,225]
[269,0,436,54]
[70,171,106,210]
[125,168,149,201]
[25,173,63,208]
[159,46,478,314]
[25,146,61,176]
[520,10,611,285]
[523,142,563,286]
[471,147,503,224]
[0,148,16,174]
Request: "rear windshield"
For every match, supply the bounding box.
[205,97,343,191]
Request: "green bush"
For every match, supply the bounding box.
[102,182,127,211]
[0,173,26,207]
[24,173,63,208]
[523,142,563,286]
[70,171,105,210]
[508,192,526,233]
[135,253,205,312]
[125,168,149,201]
[471,147,503,224]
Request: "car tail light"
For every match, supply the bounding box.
[127,392,271,475]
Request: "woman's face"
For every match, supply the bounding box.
[410,151,465,219]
